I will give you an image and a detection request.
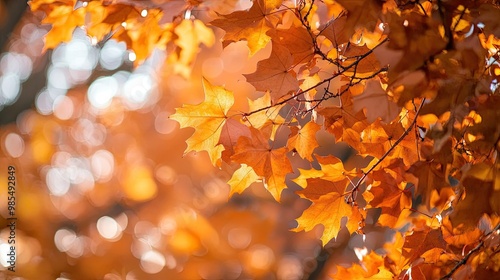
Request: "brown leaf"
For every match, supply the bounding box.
[318,91,368,142]
[407,161,449,208]
[403,227,446,265]
[335,0,383,39]
[244,43,299,102]
[353,78,401,123]
[476,4,500,38]
[320,14,350,48]
[270,24,315,65]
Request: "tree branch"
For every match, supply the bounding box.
[440,222,500,279]
[347,98,426,204]
[241,38,389,118]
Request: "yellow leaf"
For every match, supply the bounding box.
[170,78,234,166]
[293,192,352,246]
[227,164,260,196]
[245,92,283,129]
[41,1,86,50]
[287,122,321,161]
[293,155,355,189]
[333,251,395,279]
[170,19,215,77]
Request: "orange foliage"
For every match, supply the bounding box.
[1,0,499,279]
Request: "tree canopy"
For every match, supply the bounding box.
[2,0,500,279]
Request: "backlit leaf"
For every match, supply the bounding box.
[170,78,234,166]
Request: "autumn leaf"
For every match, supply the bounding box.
[231,128,292,201]
[170,19,215,78]
[359,119,390,159]
[407,161,449,208]
[293,191,352,246]
[353,79,401,123]
[387,12,447,80]
[244,43,299,102]
[170,78,234,166]
[245,92,284,129]
[320,14,350,48]
[342,44,381,76]
[335,0,383,39]
[287,122,320,161]
[113,8,172,63]
[365,121,419,167]
[419,78,475,117]
[293,156,357,190]
[318,91,368,143]
[296,178,349,201]
[269,24,315,65]
[22,0,500,278]
[210,0,283,55]
[227,164,260,196]
[218,118,251,162]
[366,168,412,227]
[450,178,495,229]
[402,227,446,266]
[333,251,395,279]
[39,0,86,50]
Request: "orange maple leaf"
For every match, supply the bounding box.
[387,12,446,80]
[402,227,446,266]
[333,251,395,279]
[115,9,172,63]
[245,92,284,129]
[335,0,383,39]
[320,14,350,49]
[210,0,283,55]
[365,168,412,227]
[39,0,86,50]
[293,155,357,189]
[359,119,390,159]
[231,128,292,201]
[85,3,139,42]
[287,122,321,161]
[342,44,381,76]
[269,24,315,65]
[244,43,298,102]
[450,177,496,229]
[318,91,368,143]
[353,79,401,123]
[218,118,251,162]
[169,19,215,77]
[407,161,449,208]
[170,78,234,166]
[293,190,352,246]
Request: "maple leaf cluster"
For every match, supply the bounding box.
[29,0,500,278]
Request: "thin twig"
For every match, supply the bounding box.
[347,98,426,204]
[241,38,389,117]
[440,222,500,279]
